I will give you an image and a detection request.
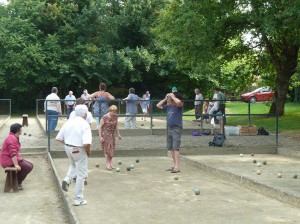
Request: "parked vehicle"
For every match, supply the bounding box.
[241,87,274,103]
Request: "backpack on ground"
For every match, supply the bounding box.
[209,134,225,147]
[257,127,269,135]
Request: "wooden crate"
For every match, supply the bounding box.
[238,125,257,136]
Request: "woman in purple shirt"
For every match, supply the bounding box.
[0,123,33,190]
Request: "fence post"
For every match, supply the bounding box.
[247,101,251,125]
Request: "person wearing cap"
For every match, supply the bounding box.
[156,91,183,173]
[56,104,92,206]
[171,87,177,93]
[44,87,62,132]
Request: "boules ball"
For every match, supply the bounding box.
[174,176,179,180]
[130,164,135,169]
[24,133,26,135]
[240,154,243,157]
[293,174,298,179]
[256,170,261,175]
[251,153,254,157]
[257,162,261,167]
[118,160,122,165]
[194,188,200,195]
[277,172,282,178]
[29,134,31,137]
[95,163,99,167]
[263,161,267,165]
[253,159,257,163]
[127,167,131,171]
[136,159,139,163]
[116,167,120,172]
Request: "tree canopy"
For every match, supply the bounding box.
[0,0,300,114]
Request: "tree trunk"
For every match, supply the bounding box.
[268,45,299,116]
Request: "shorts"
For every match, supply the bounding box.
[142,108,148,113]
[167,126,182,150]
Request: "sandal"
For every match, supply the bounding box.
[171,169,180,173]
[166,167,174,171]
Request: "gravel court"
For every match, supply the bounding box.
[53,157,300,224]
[0,155,69,224]
[184,154,300,200]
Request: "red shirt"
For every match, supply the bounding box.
[0,132,23,167]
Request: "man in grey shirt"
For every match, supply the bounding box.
[123,87,142,129]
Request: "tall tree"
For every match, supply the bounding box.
[155,0,300,115]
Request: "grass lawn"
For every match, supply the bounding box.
[183,102,300,134]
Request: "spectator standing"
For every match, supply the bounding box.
[213,87,226,126]
[90,83,115,129]
[81,89,91,109]
[145,90,151,113]
[194,88,204,121]
[44,87,62,131]
[0,123,33,190]
[65,91,76,119]
[140,94,148,121]
[56,105,92,206]
[99,105,122,170]
[123,87,142,129]
[156,92,183,173]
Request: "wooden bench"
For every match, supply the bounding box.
[22,114,28,127]
[4,167,19,193]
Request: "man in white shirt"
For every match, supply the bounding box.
[69,98,93,127]
[44,87,62,132]
[65,91,76,119]
[56,105,92,206]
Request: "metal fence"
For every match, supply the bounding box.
[36,98,279,152]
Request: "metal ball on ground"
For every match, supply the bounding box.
[263,161,267,165]
[174,176,179,180]
[95,163,99,167]
[194,188,200,195]
[256,170,261,175]
[253,159,257,163]
[257,162,261,167]
[116,167,120,172]
[277,172,282,178]
[293,174,298,179]
[136,159,139,163]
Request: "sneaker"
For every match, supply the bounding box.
[62,180,69,192]
[18,184,24,190]
[74,200,87,206]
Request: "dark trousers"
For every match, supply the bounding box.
[213,104,226,125]
[67,105,74,119]
[17,159,33,185]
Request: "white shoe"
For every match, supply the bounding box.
[74,200,87,206]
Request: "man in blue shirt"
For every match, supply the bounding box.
[157,91,183,173]
[123,88,142,129]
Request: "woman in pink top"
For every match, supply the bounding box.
[0,123,33,190]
